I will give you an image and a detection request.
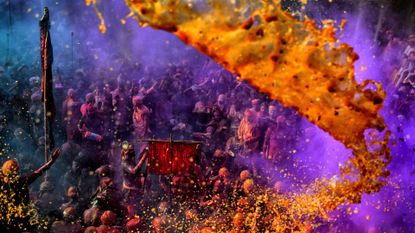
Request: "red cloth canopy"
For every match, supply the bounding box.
[147,141,199,175]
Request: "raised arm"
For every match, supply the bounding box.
[133,148,148,173]
[144,80,158,95]
[27,148,61,184]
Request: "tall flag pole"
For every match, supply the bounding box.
[39,7,56,162]
[6,0,12,67]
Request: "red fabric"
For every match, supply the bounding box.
[147,141,199,175]
[40,12,56,120]
[40,9,56,150]
[126,217,141,231]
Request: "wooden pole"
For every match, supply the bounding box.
[44,92,49,162]
[40,7,55,162]
[374,3,386,43]
[169,133,173,203]
[6,0,12,67]
[43,31,50,163]
[71,32,74,72]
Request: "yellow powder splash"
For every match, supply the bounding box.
[86,0,106,33]
[89,0,391,231]
[0,177,44,231]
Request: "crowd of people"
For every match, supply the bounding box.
[381,32,415,119]
[0,60,305,232]
[0,19,414,233]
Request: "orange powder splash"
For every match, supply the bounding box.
[86,0,106,33]
[91,0,391,231]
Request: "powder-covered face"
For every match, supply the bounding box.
[260,103,267,113]
[244,110,256,123]
[269,106,278,118]
[67,187,78,199]
[2,160,20,178]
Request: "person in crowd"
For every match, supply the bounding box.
[132,95,151,142]
[60,186,83,216]
[112,76,132,141]
[120,142,148,211]
[83,206,103,227]
[249,99,261,113]
[9,39,411,232]
[263,106,287,164]
[50,207,83,233]
[78,93,104,145]
[237,109,262,175]
[96,210,121,233]
[0,148,61,232]
[35,177,61,216]
[62,88,82,141]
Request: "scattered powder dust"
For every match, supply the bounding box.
[0,1,393,232]
[81,0,391,231]
[121,0,391,231]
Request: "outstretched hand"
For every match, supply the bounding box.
[140,148,149,159]
[51,148,61,161]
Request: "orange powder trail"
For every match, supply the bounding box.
[103,0,390,230]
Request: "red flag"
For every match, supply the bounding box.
[40,7,55,149]
[147,141,199,175]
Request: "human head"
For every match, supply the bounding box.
[84,226,97,233]
[40,180,55,193]
[276,115,286,124]
[83,207,102,227]
[193,101,206,113]
[38,136,46,146]
[218,167,230,179]
[75,69,85,79]
[407,34,415,46]
[213,180,223,193]
[239,170,252,182]
[95,165,113,178]
[260,102,268,113]
[100,210,117,226]
[121,141,135,161]
[244,109,257,124]
[67,88,76,99]
[132,95,144,107]
[273,181,284,194]
[71,160,80,172]
[2,160,19,178]
[243,179,254,194]
[172,175,182,190]
[31,92,41,102]
[67,186,79,199]
[213,149,223,158]
[29,76,40,86]
[99,177,114,189]
[251,99,261,111]
[158,201,169,214]
[269,105,278,119]
[206,126,215,135]
[13,128,25,140]
[185,209,198,221]
[152,216,166,233]
[212,108,222,120]
[85,93,95,105]
[63,207,77,222]
[217,94,226,107]
[233,212,245,228]
[126,217,142,232]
